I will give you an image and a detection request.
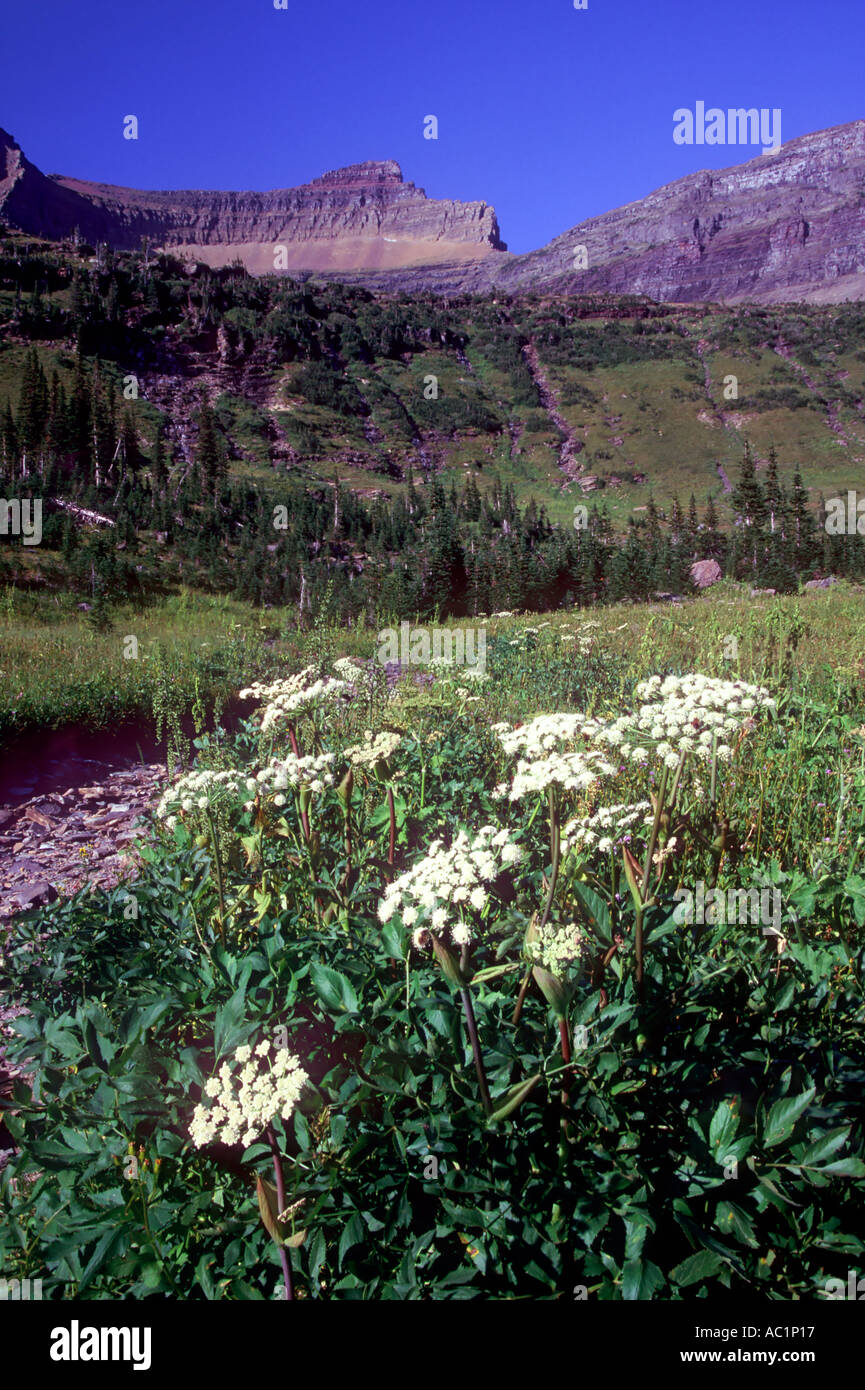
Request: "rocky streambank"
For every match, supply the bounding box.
[0,760,163,922]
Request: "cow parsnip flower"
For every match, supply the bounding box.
[156,768,248,820]
[344,730,402,769]
[509,749,616,801]
[253,751,337,796]
[333,657,365,680]
[582,673,775,766]
[377,825,523,949]
[561,800,654,859]
[526,920,588,975]
[189,1040,308,1150]
[240,668,351,733]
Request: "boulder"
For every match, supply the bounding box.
[690,559,722,589]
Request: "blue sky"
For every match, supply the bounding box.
[4,0,863,254]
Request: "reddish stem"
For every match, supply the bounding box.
[387,786,396,872]
[266,1124,294,1302]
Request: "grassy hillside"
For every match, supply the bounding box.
[2,231,864,530]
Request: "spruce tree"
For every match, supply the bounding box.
[790,468,818,575]
[730,442,767,576]
[195,397,225,494]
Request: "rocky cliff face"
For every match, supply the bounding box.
[0,132,505,271]
[3,119,865,301]
[304,120,865,305]
[470,119,865,305]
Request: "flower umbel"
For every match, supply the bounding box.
[189,1041,308,1150]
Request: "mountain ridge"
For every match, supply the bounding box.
[2,119,865,301]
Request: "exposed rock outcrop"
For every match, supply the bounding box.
[0,132,505,272]
[305,120,865,305]
[4,118,865,301]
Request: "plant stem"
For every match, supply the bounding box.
[635,905,644,998]
[512,967,532,1026]
[266,1124,294,1302]
[558,1016,573,1137]
[459,987,492,1116]
[204,809,226,945]
[387,785,397,871]
[538,787,561,934]
[641,763,668,900]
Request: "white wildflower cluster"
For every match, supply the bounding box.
[188,1039,308,1149]
[239,668,315,702]
[344,730,402,770]
[377,825,523,949]
[494,713,617,801]
[561,800,653,859]
[248,752,337,806]
[510,748,616,801]
[586,673,776,769]
[495,713,590,758]
[559,620,602,654]
[156,768,248,827]
[332,657,365,680]
[526,921,588,975]
[240,669,351,733]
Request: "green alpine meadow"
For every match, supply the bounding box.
[1,598,864,1299]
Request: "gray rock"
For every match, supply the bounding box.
[8,881,58,911]
[690,559,722,589]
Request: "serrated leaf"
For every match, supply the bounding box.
[815,1158,865,1177]
[708,1098,740,1159]
[310,963,358,1015]
[715,1200,758,1248]
[796,1126,851,1167]
[762,1086,816,1148]
[570,877,613,945]
[671,1249,724,1287]
[622,1258,665,1300]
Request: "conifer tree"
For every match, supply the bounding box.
[195,397,225,494]
[730,442,767,575]
[790,468,818,574]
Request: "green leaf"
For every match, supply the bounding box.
[469,962,522,987]
[708,1097,741,1160]
[622,1258,665,1300]
[213,985,252,1058]
[78,1226,127,1292]
[715,1200,758,1248]
[338,1212,364,1269]
[671,1250,724,1287]
[570,877,613,945]
[762,1086,816,1148]
[796,1126,851,1167]
[815,1158,865,1177]
[310,963,359,1015]
[380,919,406,960]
